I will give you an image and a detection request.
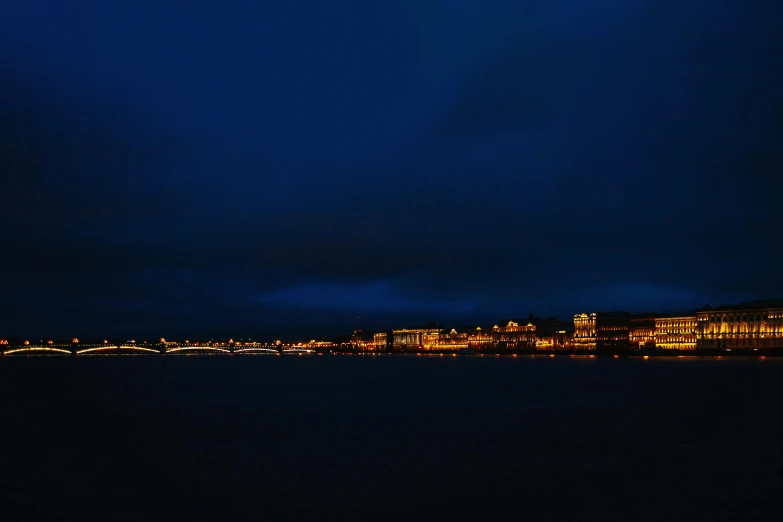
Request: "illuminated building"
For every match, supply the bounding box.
[630,316,656,350]
[392,328,442,351]
[467,327,493,351]
[536,337,554,350]
[656,316,697,350]
[435,329,469,350]
[695,303,783,350]
[466,321,536,351]
[596,312,631,352]
[374,332,388,352]
[572,313,597,350]
[492,321,536,351]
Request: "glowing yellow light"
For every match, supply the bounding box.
[77,346,117,354]
[234,348,278,354]
[643,355,649,360]
[24,340,30,345]
[167,346,231,354]
[549,354,555,358]
[4,347,71,356]
[72,338,79,343]
[78,345,159,355]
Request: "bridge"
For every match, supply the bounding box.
[3,346,73,356]
[1,344,166,356]
[77,345,161,355]
[2,344,311,356]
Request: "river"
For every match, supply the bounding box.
[1,355,781,521]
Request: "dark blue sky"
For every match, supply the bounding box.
[2,1,782,340]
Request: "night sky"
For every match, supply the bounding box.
[2,1,782,340]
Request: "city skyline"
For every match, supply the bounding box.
[4,297,782,349]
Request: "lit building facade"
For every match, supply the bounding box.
[492,321,536,351]
[466,322,536,351]
[536,337,554,350]
[695,307,783,350]
[573,313,597,350]
[374,332,388,352]
[467,327,494,351]
[655,316,697,350]
[630,317,656,350]
[392,328,442,351]
[435,329,469,350]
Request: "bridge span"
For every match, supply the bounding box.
[3,346,73,356]
[2,344,310,356]
[165,346,231,355]
[234,347,279,354]
[77,345,161,355]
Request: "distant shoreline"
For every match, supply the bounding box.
[2,347,782,358]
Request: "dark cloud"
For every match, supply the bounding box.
[1,1,781,339]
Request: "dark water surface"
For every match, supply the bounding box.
[1,355,782,521]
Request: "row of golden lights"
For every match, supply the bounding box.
[1,345,770,361]
[288,352,772,361]
[7,323,782,348]
[0,338,302,347]
[1,346,314,355]
[0,338,111,345]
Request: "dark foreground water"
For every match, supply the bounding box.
[1,355,782,522]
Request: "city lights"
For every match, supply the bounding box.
[3,301,781,358]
